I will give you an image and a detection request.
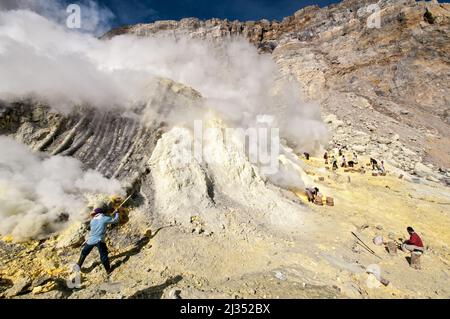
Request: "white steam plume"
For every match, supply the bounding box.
[0,136,124,241]
[0,8,327,152]
[0,3,329,220]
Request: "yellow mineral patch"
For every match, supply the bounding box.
[110,195,130,225]
[287,154,450,297]
[32,281,57,295]
[1,152,448,299]
[290,188,309,202]
[46,268,66,277]
[2,235,13,243]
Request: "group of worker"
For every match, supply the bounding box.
[300,150,426,270]
[73,150,419,277]
[322,147,385,174]
[370,157,386,174]
[323,147,360,170]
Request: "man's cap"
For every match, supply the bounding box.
[91,208,104,216]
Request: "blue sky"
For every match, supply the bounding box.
[92,0,340,27]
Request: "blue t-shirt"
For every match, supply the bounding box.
[87,213,119,245]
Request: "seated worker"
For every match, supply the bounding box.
[305,187,319,202]
[401,226,424,253]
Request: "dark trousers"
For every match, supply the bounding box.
[77,241,111,273]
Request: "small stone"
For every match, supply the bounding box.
[353,145,366,153]
[274,271,287,281]
[5,277,32,297]
[359,224,369,230]
[32,286,43,295]
[168,288,182,299]
[56,222,87,249]
[352,244,361,253]
[426,175,440,183]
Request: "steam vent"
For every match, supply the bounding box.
[0,0,449,300]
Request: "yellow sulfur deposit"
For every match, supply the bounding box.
[290,188,309,203]
[110,195,130,225]
[46,267,66,277]
[2,235,13,243]
[32,281,57,295]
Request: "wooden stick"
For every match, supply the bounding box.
[352,231,375,253]
[356,242,382,259]
[115,194,133,211]
[352,232,382,259]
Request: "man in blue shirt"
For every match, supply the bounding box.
[76,207,119,274]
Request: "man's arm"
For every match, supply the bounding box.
[404,234,413,245]
[407,233,421,246]
[105,211,120,225]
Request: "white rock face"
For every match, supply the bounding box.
[352,145,366,153]
[414,162,441,182]
[56,221,87,248]
[148,127,215,225]
[148,122,307,232]
[201,120,307,229]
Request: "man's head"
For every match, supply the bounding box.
[407,226,414,234]
[314,187,319,193]
[91,207,104,217]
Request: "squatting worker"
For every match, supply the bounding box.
[401,226,424,253]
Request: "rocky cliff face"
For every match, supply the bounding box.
[106,0,450,178]
[1,0,450,299]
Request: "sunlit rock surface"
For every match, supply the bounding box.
[1,0,449,299]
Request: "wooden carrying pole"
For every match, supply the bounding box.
[351,231,382,259]
[115,194,133,211]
